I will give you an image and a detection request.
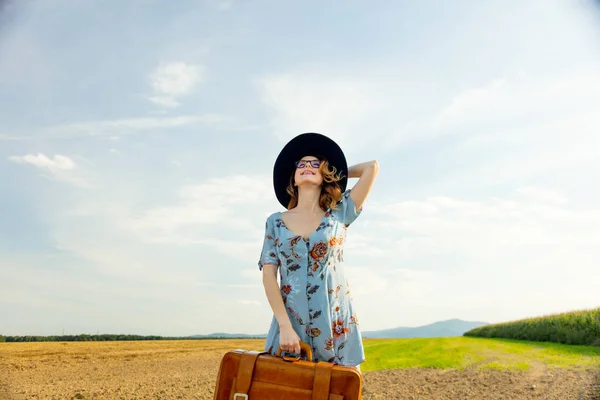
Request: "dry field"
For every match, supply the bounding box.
[0,339,598,400]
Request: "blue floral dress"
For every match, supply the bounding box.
[258,189,365,367]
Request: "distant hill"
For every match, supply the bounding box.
[188,319,488,340]
[361,319,488,339]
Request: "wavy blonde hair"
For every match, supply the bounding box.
[285,157,345,211]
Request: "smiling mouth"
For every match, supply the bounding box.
[301,171,315,175]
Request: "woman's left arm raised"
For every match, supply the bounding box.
[347,160,379,210]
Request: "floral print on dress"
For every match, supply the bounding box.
[258,189,365,367]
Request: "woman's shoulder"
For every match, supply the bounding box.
[329,188,352,206]
[339,188,353,201]
[264,211,284,227]
[267,211,280,218]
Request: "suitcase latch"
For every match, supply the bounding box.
[233,394,249,400]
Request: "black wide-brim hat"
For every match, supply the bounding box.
[273,132,348,208]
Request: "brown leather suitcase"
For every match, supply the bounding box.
[213,341,363,400]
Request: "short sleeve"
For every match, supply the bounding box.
[258,214,279,271]
[332,189,363,226]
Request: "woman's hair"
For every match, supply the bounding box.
[285,157,344,211]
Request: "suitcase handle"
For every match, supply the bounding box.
[275,340,313,361]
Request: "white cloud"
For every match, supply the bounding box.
[150,62,203,95]
[9,162,599,333]
[389,71,600,148]
[44,174,277,291]
[148,62,204,108]
[122,175,274,243]
[438,72,599,137]
[8,153,93,188]
[257,67,600,185]
[345,265,441,330]
[148,96,180,108]
[342,230,387,257]
[373,190,600,251]
[339,186,600,328]
[20,172,279,334]
[67,115,215,133]
[515,187,568,206]
[9,153,75,171]
[376,70,600,190]
[238,300,261,306]
[0,133,29,140]
[227,283,261,288]
[258,72,392,152]
[364,188,600,297]
[196,282,218,287]
[27,115,224,139]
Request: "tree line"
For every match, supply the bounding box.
[0,334,262,342]
[0,334,199,342]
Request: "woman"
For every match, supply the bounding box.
[258,132,378,375]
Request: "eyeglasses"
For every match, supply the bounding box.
[295,159,321,169]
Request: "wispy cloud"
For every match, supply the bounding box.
[62,115,217,135]
[389,71,600,148]
[345,265,441,328]
[9,153,75,171]
[0,133,29,140]
[148,62,204,108]
[515,186,568,206]
[15,114,225,139]
[369,187,600,264]
[342,186,600,326]
[8,153,93,188]
[147,96,180,108]
[123,175,273,243]
[258,71,392,152]
[238,299,261,306]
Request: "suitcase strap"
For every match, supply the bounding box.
[233,351,335,400]
[233,350,265,399]
[312,361,334,400]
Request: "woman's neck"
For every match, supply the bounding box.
[295,185,323,213]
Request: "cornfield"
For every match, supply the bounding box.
[464,307,600,346]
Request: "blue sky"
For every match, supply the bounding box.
[1,0,599,336]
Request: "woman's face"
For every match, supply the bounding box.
[294,155,323,187]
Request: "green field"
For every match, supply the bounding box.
[362,336,600,372]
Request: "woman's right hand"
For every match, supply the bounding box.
[279,324,301,355]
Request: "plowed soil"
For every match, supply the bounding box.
[0,339,598,399]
